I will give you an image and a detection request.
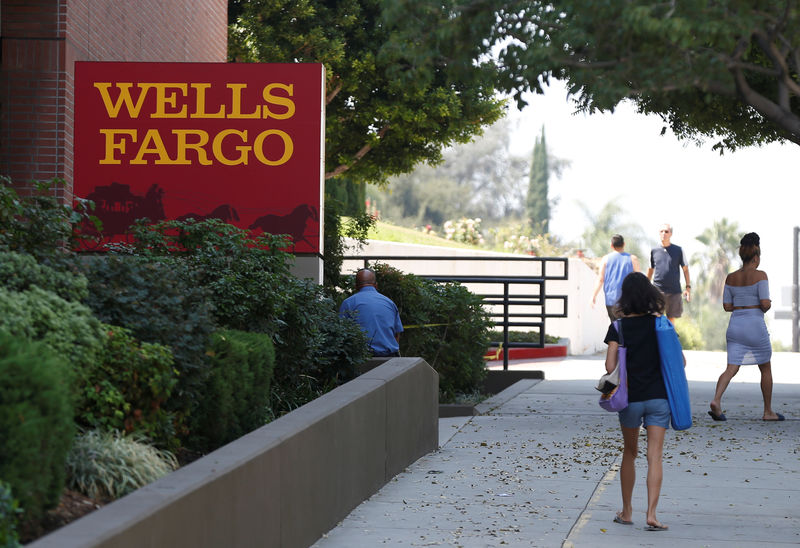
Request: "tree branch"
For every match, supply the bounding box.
[326,80,343,105]
[324,125,391,180]
[729,62,800,146]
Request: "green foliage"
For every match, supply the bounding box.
[270,279,372,416]
[323,198,375,291]
[684,218,742,350]
[230,0,504,185]
[189,330,275,451]
[80,325,179,450]
[0,287,105,395]
[443,218,484,246]
[0,334,75,521]
[429,1,800,150]
[488,330,561,345]
[579,202,650,259]
[65,430,177,501]
[526,127,550,233]
[0,176,99,261]
[79,254,216,433]
[369,264,493,399]
[690,218,742,305]
[486,224,567,256]
[126,218,292,334]
[370,118,529,227]
[673,317,704,351]
[685,301,729,351]
[0,481,22,548]
[0,251,88,302]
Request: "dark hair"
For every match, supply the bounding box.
[611,234,624,248]
[739,232,760,263]
[615,272,665,316]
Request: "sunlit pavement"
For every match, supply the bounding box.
[313,351,800,547]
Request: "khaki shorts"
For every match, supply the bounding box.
[664,293,683,318]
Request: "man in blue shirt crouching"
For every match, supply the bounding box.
[339,268,404,357]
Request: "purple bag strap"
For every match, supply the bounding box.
[613,319,624,346]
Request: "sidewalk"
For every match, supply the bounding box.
[313,351,800,547]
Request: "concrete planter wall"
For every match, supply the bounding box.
[29,358,439,548]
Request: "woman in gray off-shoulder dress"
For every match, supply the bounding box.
[708,232,784,422]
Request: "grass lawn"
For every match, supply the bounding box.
[364,220,482,249]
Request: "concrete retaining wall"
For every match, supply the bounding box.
[29,358,439,548]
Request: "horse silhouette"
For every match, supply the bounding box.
[249,204,319,248]
[87,182,165,236]
[177,204,240,223]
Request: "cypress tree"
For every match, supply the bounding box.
[526,126,550,232]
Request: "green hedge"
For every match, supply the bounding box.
[80,325,179,450]
[0,334,75,521]
[369,264,493,399]
[0,481,22,548]
[0,286,104,412]
[190,330,276,451]
[0,251,88,302]
[80,255,216,435]
[270,278,371,416]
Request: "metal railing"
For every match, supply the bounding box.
[342,256,569,369]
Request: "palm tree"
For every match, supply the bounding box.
[692,218,741,304]
[578,201,649,259]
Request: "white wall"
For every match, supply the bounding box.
[341,240,609,355]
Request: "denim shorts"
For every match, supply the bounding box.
[618,398,671,429]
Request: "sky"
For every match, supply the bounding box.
[506,80,798,346]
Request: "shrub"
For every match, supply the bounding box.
[0,251,88,302]
[190,330,276,451]
[0,287,105,407]
[370,264,493,399]
[80,255,216,434]
[126,218,294,334]
[65,430,177,501]
[80,325,179,450]
[0,334,75,521]
[121,218,372,417]
[0,481,22,548]
[0,177,99,261]
[674,316,705,350]
[488,330,561,345]
[270,278,371,416]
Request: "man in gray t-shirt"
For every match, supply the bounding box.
[647,223,691,323]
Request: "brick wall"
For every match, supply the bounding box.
[0,0,227,200]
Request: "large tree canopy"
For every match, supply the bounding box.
[408,1,800,152]
[229,0,504,184]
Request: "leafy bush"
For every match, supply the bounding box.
[674,316,705,350]
[0,481,22,548]
[80,255,216,434]
[0,334,75,521]
[190,330,276,451]
[270,278,371,416]
[126,218,293,334]
[80,325,179,450]
[369,264,493,399]
[488,330,561,345]
[0,251,88,302]
[0,286,105,406]
[65,430,177,501]
[0,177,98,261]
[120,218,372,417]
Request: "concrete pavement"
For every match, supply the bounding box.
[312,351,800,547]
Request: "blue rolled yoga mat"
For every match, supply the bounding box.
[655,315,692,430]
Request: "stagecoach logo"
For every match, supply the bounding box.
[73,62,324,254]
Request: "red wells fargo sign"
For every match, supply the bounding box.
[74,62,325,254]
